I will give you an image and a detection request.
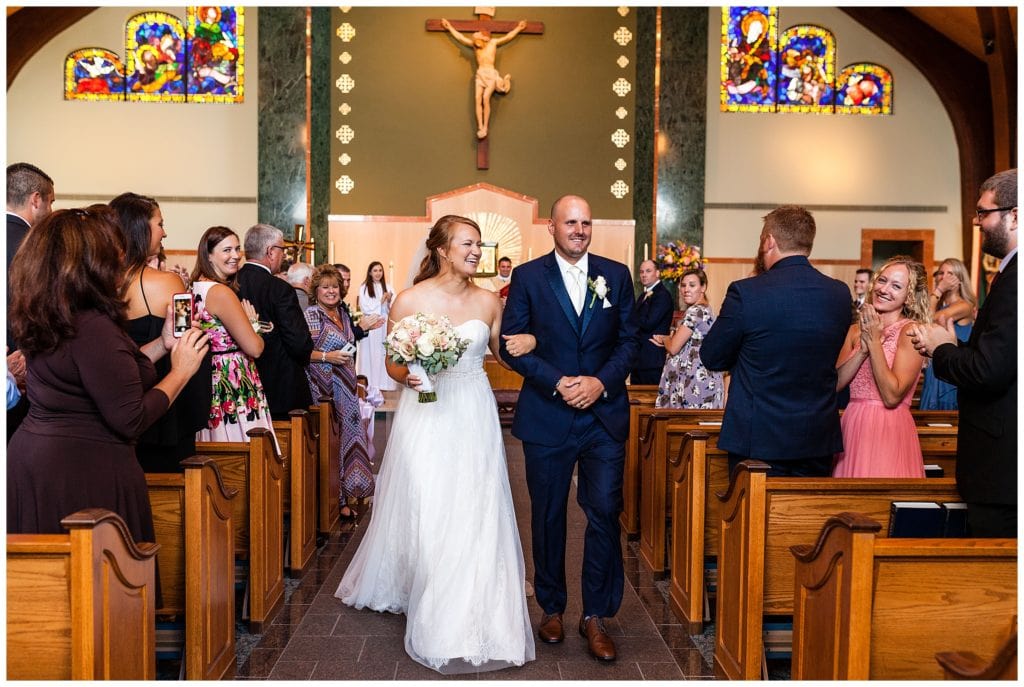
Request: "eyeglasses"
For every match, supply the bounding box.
[269,245,287,252]
[976,206,1016,220]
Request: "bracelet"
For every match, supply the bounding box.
[321,351,327,363]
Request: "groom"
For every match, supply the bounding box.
[500,195,639,661]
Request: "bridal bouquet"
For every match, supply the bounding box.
[384,312,470,403]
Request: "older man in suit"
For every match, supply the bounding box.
[700,205,851,477]
[910,168,1017,538]
[238,224,314,420]
[631,259,674,385]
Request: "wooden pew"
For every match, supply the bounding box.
[713,461,964,679]
[790,513,1017,680]
[936,617,1017,680]
[621,384,660,537]
[194,427,285,633]
[7,508,160,680]
[311,397,341,535]
[272,409,318,575]
[146,456,237,680]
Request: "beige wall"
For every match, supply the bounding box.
[703,7,962,266]
[7,7,260,256]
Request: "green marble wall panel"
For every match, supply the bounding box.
[257,7,306,238]
[656,7,707,254]
[311,7,331,263]
[632,7,656,290]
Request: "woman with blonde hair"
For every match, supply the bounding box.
[918,258,976,409]
[833,256,930,477]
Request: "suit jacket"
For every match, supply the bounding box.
[237,263,314,417]
[700,255,851,460]
[499,251,639,445]
[7,213,30,350]
[933,254,1017,505]
[633,281,675,373]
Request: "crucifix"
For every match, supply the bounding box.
[283,223,315,264]
[426,7,544,170]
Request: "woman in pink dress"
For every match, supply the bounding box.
[833,256,930,477]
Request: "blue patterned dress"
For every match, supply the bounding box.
[305,305,374,501]
[655,303,724,409]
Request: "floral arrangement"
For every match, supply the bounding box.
[384,312,470,402]
[655,241,704,282]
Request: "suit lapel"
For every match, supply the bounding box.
[580,262,599,337]
[544,254,581,335]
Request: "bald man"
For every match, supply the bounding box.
[631,259,674,385]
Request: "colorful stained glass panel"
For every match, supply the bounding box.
[125,12,187,102]
[721,6,779,113]
[776,25,835,113]
[186,6,244,103]
[836,63,893,115]
[65,48,125,101]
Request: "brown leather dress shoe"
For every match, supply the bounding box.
[579,616,616,661]
[538,612,564,643]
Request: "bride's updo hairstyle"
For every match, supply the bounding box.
[413,214,481,284]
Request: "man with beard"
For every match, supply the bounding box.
[910,169,1017,537]
[700,205,850,476]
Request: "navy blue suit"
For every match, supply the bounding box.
[631,281,675,385]
[500,251,638,618]
[700,255,850,471]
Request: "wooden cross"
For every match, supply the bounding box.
[283,223,315,264]
[426,8,544,170]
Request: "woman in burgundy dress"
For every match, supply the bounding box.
[7,206,209,543]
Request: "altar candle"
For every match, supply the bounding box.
[644,243,649,261]
[528,247,533,260]
[329,240,335,264]
[389,261,394,285]
[298,225,304,242]
[628,243,634,271]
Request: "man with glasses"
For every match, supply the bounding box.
[238,223,314,420]
[910,168,1017,537]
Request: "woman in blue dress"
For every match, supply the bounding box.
[918,258,976,409]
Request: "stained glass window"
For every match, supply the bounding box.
[721,6,779,113]
[125,12,187,102]
[186,6,244,103]
[776,25,835,113]
[836,63,893,115]
[64,48,125,101]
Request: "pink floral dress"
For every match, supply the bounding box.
[192,280,277,448]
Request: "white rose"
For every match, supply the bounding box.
[398,340,416,360]
[594,276,608,299]
[416,338,435,358]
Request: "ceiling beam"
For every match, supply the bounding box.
[7,7,97,90]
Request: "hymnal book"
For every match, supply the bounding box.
[924,464,945,478]
[941,502,969,537]
[888,501,944,537]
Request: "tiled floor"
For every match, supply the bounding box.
[235,427,716,680]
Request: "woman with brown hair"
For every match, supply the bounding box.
[356,259,396,391]
[918,257,977,410]
[109,192,211,472]
[833,256,930,477]
[190,226,276,447]
[304,264,372,520]
[7,206,208,541]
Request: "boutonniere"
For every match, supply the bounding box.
[587,275,609,309]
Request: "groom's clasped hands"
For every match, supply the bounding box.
[557,375,605,410]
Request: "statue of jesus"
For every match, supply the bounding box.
[440,18,528,139]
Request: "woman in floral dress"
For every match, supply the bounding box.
[304,265,373,520]
[653,268,724,409]
[190,226,277,448]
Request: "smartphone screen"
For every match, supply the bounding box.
[172,293,193,338]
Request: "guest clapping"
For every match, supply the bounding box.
[7,206,208,541]
[653,269,723,409]
[190,226,277,447]
[918,258,976,410]
[305,265,373,520]
[832,256,930,477]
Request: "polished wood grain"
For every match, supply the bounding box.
[936,616,1017,680]
[311,398,341,535]
[621,385,660,536]
[272,409,318,575]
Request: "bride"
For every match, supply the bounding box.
[335,215,536,674]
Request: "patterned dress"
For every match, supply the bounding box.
[655,303,724,409]
[918,303,973,410]
[192,280,277,449]
[305,304,374,501]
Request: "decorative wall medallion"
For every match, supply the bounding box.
[613,26,632,46]
[339,153,351,165]
[617,7,629,17]
[339,51,352,64]
[335,125,355,143]
[610,180,629,199]
[611,129,630,147]
[617,55,629,69]
[335,74,355,93]
[336,22,355,41]
[615,158,627,171]
[335,176,355,194]
[612,77,632,97]
[615,106,627,119]
[339,102,351,115]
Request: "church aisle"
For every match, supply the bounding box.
[235,428,715,680]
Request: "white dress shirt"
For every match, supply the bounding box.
[554,252,589,315]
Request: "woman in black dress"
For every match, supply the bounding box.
[7,206,209,542]
[109,192,211,472]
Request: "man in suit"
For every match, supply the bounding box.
[700,205,850,477]
[631,259,674,384]
[238,224,314,420]
[7,162,54,439]
[852,267,872,311]
[500,195,639,662]
[910,168,1017,538]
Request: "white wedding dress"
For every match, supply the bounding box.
[336,319,535,674]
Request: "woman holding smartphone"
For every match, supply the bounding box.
[304,264,373,520]
[109,192,212,472]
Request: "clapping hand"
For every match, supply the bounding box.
[908,320,957,358]
[858,306,882,350]
[361,314,383,331]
